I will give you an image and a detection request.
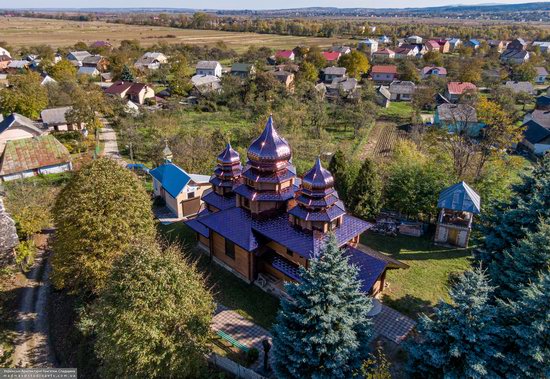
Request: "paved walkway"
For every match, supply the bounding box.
[212,305,272,372]
[98,123,125,164]
[153,206,186,225]
[371,304,416,344]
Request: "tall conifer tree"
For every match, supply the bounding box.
[272,234,373,379]
[406,269,502,379]
[349,158,382,220]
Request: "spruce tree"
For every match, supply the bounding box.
[120,64,134,82]
[271,234,373,379]
[494,271,550,378]
[489,223,550,300]
[349,158,382,220]
[406,269,502,379]
[475,155,550,271]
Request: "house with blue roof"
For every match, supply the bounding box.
[435,182,481,248]
[149,161,210,219]
[185,116,407,297]
[465,39,480,49]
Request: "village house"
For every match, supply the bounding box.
[370,65,398,84]
[185,117,406,297]
[230,63,256,79]
[82,55,109,72]
[6,60,30,73]
[0,113,44,154]
[488,40,507,53]
[395,46,418,59]
[524,109,550,129]
[435,182,480,248]
[434,103,484,136]
[322,66,347,83]
[0,47,11,57]
[535,67,548,84]
[91,40,112,50]
[434,39,450,53]
[0,54,11,71]
[196,61,222,77]
[532,41,550,54]
[358,38,378,54]
[465,39,480,50]
[425,40,441,52]
[104,81,155,105]
[149,160,210,219]
[372,48,395,60]
[536,95,550,110]
[77,66,100,77]
[421,66,447,79]
[274,50,295,62]
[41,107,85,132]
[505,81,535,95]
[273,70,295,91]
[378,35,392,44]
[67,51,92,66]
[448,38,462,51]
[40,74,56,86]
[331,46,351,55]
[190,75,222,96]
[325,78,359,101]
[322,51,341,64]
[389,80,415,101]
[134,52,168,70]
[375,85,391,108]
[0,134,72,182]
[445,82,477,103]
[501,38,530,64]
[406,35,423,44]
[519,119,550,156]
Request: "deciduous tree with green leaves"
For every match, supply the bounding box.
[0,71,48,119]
[80,242,214,379]
[338,50,370,79]
[51,158,156,295]
[272,234,373,379]
[48,59,77,82]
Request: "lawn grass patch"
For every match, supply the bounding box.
[361,232,472,319]
[157,222,280,329]
[378,102,413,122]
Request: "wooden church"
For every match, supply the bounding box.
[186,116,405,297]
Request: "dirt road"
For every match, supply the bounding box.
[12,248,56,367]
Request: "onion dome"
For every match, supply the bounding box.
[211,143,242,189]
[289,158,345,224]
[301,157,335,196]
[247,116,292,172]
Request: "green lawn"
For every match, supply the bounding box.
[361,232,472,319]
[157,222,280,329]
[378,102,413,122]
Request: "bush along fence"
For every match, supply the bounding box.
[208,353,267,379]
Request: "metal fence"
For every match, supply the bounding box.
[208,353,267,379]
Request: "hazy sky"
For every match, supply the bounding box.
[0,0,536,10]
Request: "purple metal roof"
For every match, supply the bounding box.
[196,207,259,251]
[295,193,340,208]
[202,190,236,211]
[185,218,210,238]
[344,246,388,293]
[242,166,296,184]
[288,201,346,222]
[217,143,241,165]
[302,157,334,190]
[233,183,297,202]
[247,116,292,171]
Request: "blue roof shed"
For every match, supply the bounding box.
[437,181,481,214]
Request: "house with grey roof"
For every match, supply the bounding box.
[41,107,85,132]
[196,61,222,77]
[67,51,92,66]
[77,66,100,77]
[322,66,346,83]
[505,81,535,95]
[231,63,256,79]
[435,103,484,136]
[376,85,391,108]
[435,181,480,248]
[535,67,548,84]
[389,81,416,101]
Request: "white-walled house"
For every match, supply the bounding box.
[0,113,44,154]
[150,162,211,219]
[196,61,222,77]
